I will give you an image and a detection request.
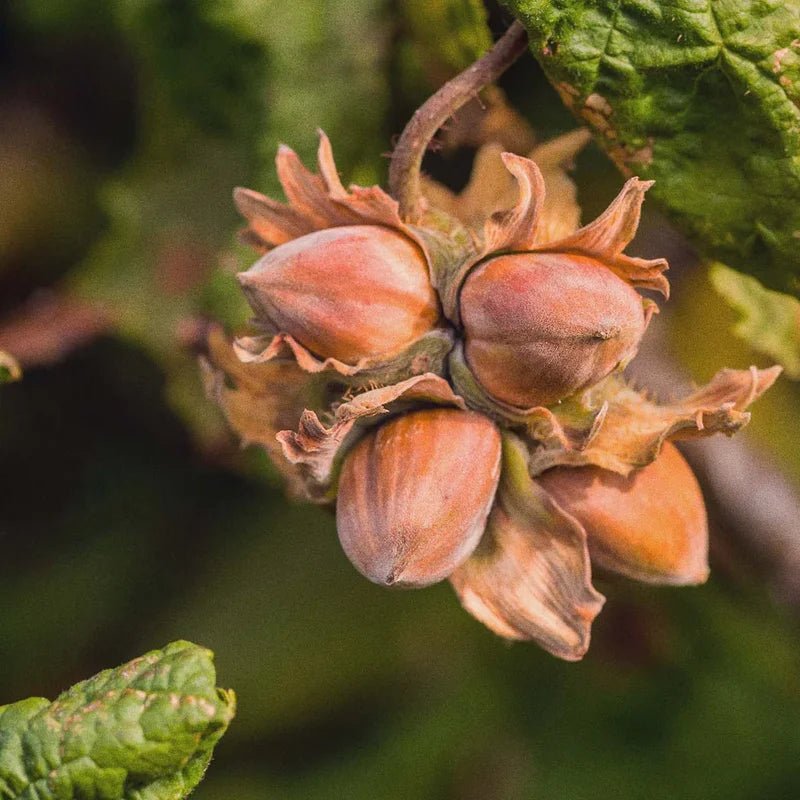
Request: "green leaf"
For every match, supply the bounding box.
[710,261,800,377]
[0,641,235,800]
[504,0,800,295]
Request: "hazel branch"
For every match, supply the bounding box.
[388,20,529,223]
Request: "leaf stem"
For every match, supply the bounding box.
[388,20,529,222]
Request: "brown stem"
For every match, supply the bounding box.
[389,20,529,222]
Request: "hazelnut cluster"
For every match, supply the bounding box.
[204,131,778,660]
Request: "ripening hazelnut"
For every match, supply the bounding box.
[459,252,647,407]
[336,408,502,587]
[537,442,708,585]
[238,225,439,364]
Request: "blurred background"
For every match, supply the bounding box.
[2,1,800,798]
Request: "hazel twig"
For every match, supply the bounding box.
[388,20,529,222]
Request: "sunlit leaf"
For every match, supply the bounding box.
[0,642,235,800]
[505,0,800,295]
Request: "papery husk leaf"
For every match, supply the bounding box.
[235,131,423,251]
[274,143,354,227]
[481,152,545,252]
[419,129,589,237]
[276,373,466,500]
[530,128,591,242]
[234,327,454,385]
[451,434,604,660]
[407,213,478,325]
[201,325,331,497]
[420,142,512,229]
[420,132,591,323]
[527,365,782,477]
[541,178,670,297]
[422,141,665,323]
[233,187,313,251]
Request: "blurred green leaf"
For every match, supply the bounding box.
[396,0,491,93]
[208,0,390,188]
[671,268,800,485]
[405,0,491,70]
[7,0,113,31]
[63,0,265,443]
[197,665,522,800]
[0,641,234,800]
[67,0,391,446]
[69,133,252,442]
[505,0,800,295]
[141,498,472,738]
[710,262,800,378]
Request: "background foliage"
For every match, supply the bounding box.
[2,2,800,798]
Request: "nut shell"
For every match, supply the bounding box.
[336,408,502,587]
[537,442,709,585]
[239,225,439,364]
[460,252,646,407]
